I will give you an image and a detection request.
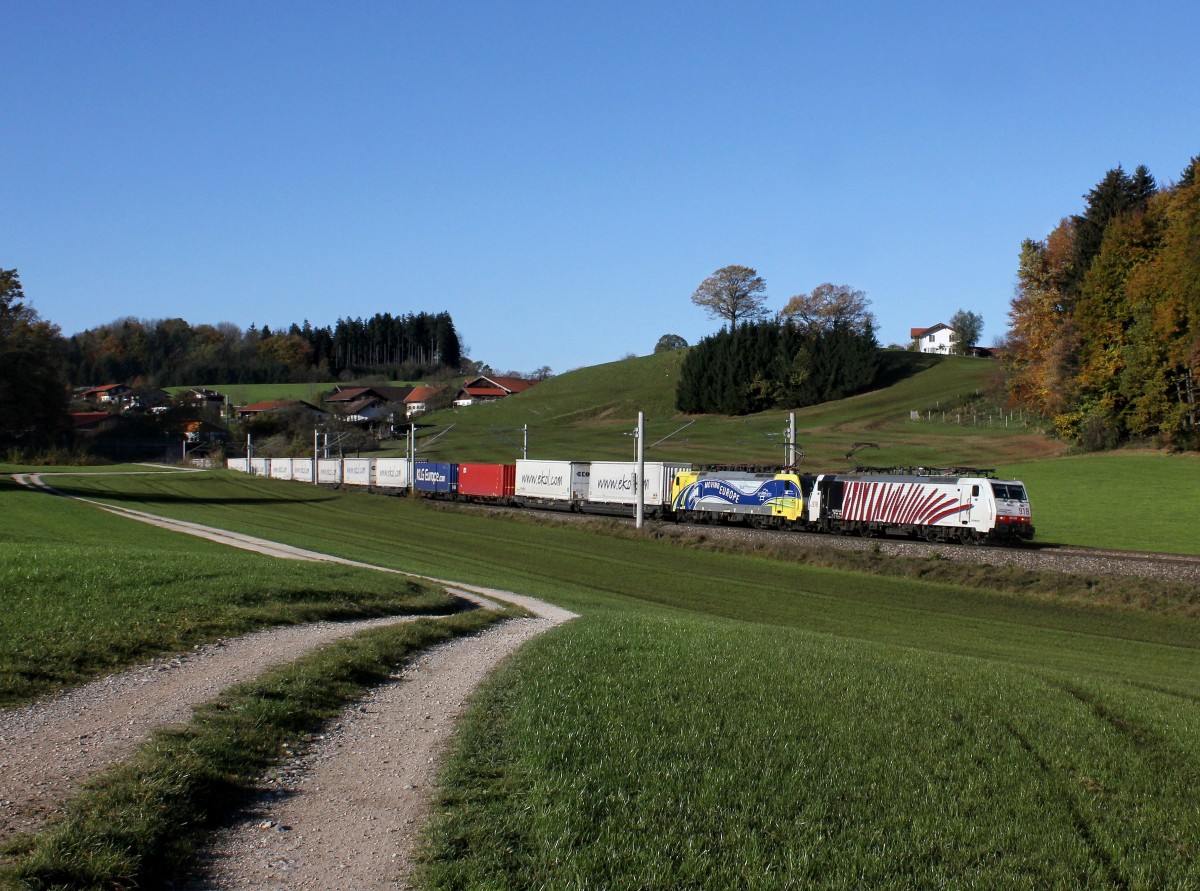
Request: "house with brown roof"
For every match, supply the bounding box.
[236,400,327,420]
[324,385,415,405]
[324,383,446,421]
[81,383,131,404]
[453,376,538,407]
[181,388,227,412]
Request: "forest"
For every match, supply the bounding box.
[65,312,463,387]
[1005,154,1199,449]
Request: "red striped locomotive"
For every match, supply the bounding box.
[804,470,1033,543]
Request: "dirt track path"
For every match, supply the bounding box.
[5,470,577,888]
[0,614,438,841]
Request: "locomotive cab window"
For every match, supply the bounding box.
[972,485,979,497]
[990,483,1027,501]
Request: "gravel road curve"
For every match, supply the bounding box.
[182,605,574,891]
[5,472,578,891]
[0,614,437,842]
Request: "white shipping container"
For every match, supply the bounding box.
[515,459,590,502]
[317,458,342,484]
[343,458,376,486]
[269,458,293,480]
[586,461,692,506]
[374,458,411,488]
[250,457,269,476]
[226,458,249,473]
[292,458,314,482]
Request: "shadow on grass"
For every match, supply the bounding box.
[872,350,942,389]
[44,484,338,507]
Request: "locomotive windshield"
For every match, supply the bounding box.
[990,482,1028,501]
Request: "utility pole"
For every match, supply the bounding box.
[408,424,416,493]
[523,423,528,459]
[313,428,319,485]
[635,411,645,530]
[788,412,797,468]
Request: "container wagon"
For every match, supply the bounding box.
[413,461,458,495]
[459,463,516,500]
[514,459,591,510]
[586,461,693,516]
[317,458,342,484]
[342,458,375,486]
[374,458,411,489]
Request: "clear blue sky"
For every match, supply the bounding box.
[6,1,1198,375]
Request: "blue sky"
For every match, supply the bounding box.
[6,1,1199,376]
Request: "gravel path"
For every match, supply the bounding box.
[182,607,574,891]
[5,471,578,891]
[0,614,438,842]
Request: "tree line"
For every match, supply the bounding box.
[1005,156,1199,449]
[67,311,463,387]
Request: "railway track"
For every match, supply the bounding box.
[444,500,1200,586]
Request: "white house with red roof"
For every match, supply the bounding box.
[910,323,956,354]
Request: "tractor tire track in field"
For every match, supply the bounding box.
[5,470,578,890]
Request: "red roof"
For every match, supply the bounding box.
[463,387,508,398]
[82,383,127,397]
[405,385,440,402]
[484,376,538,393]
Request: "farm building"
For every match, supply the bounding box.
[454,375,538,407]
[236,400,327,421]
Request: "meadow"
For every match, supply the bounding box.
[1006,450,1200,554]
[392,350,1061,469]
[22,469,1200,888]
[0,473,456,705]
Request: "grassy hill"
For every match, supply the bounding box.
[403,349,1062,470]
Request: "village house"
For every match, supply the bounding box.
[236,400,327,421]
[80,383,131,404]
[453,375,538,407]
[910,324,957,354]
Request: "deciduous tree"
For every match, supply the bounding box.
[778,283,875,335]
[654,334,688,353]
[0,269,69,442]
[947,309,984,354]
[689,266,768,329]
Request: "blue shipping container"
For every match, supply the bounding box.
[413,461,458,494]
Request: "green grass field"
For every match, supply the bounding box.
[0,474,456,705]
[17,469,1198,887]
[1005,451,1200,554]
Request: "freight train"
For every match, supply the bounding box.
[229,456,1034,544]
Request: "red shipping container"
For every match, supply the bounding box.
[458,463,516,498]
